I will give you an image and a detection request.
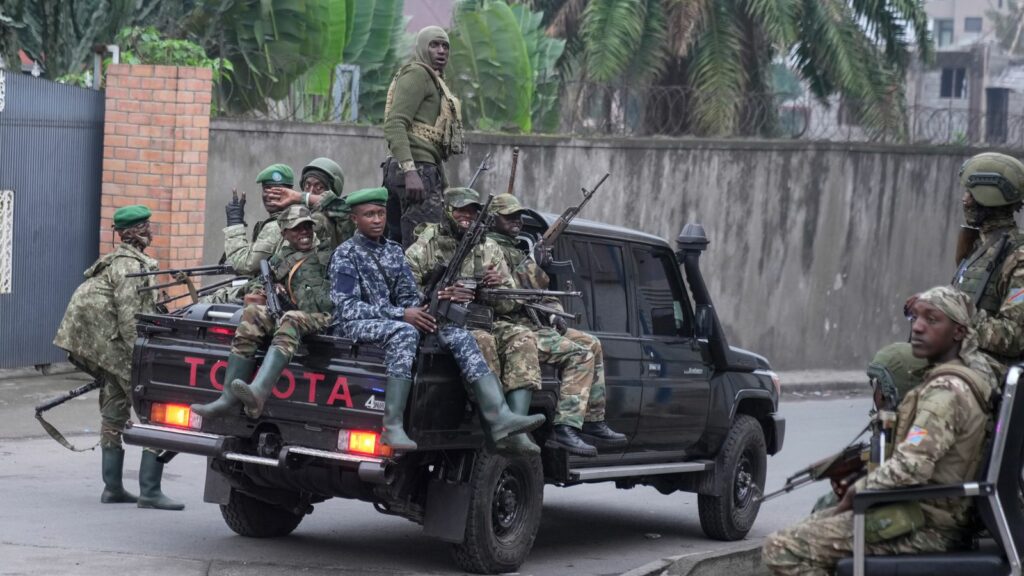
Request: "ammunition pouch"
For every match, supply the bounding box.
[465,303,494,331]
[865,501,926,544]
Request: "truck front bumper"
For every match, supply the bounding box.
[122,422,391,483]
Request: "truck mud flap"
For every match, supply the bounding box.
[423,478,471,543]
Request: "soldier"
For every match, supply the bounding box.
[53,205,183,510]
[951,152,1024,377]
[329,188,545,450]
[265,157,355,250]
[383,25,465,247]
[222,163,294,276]
[762,286,996,575]
[192,205,334,419]
[487,193,626,456]
[405,188,543,454]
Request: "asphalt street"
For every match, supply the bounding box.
[0,371,868,576]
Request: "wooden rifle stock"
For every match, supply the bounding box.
[507,147,519,195]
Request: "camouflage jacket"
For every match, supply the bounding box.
[312,189,356,252]
[404,224,517,315]
[329,231,420,323]
[857,360,994,532]
[486,232,566,323]
[224,214,282,276]
[53,243,158,382]
[266,240,334,315]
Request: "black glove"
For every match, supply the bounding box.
[534,245,553,269]
[225,189,246,227]
[551,315,568,335]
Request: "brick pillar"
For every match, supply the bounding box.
[100,64,211,277]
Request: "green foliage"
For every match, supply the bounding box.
[0,6,24,69]
[342,0,409,123]
[303,0,350,96]
[510,3,566,131]
[116,26,232,82]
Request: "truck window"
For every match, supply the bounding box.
[570,240,630,334]
[632,246,690,337]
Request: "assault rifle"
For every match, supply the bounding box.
[466,152,494,189]
[259,259,284,321]
[421,194,496,329]
[534,173,610,274]
[35,378,103,452]
[759,425,870,503]
[477,287,582,321]
[131,264,243,305]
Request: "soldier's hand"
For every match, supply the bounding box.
[835,483,857,513]
[438,285,475,303]
[551,315,568,335]
[404,170,426,203]
[533,245,553,268]
[404,305,437,333]
[243,292,267,306]
[225,189,246,226]
[480,265,504,288]
[264,186,299,212]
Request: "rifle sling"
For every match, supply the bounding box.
[285,256,310,306]
[36,378,102,452]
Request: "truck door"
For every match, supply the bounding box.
[558,239,643,446]
[630,245,710,453]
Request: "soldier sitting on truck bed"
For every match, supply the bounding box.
[329,187,545,451]
[404,187,544,454]
[487,193,627,456]
[191,205,334,419]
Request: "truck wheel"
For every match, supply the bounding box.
[451,452,544,574]
[220,489,304,538]
[698,414,766,541]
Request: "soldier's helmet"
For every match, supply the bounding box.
[866,342,928,408]
[301,157,345,194]
[959,152,1024,207]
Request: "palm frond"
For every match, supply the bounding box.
[581,0,647,82]
[688,0,747,134]
[666,0,709,58]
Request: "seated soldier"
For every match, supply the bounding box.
[762,286,996,575]
[329,187,545,451]
[191,205,333,419]
[486,193,627,456]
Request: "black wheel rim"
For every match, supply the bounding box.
[492,465,527,540]
[734,453,755,510]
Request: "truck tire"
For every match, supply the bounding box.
[451,452,544,574]
[220,489,304,538]
[698,414,766,541]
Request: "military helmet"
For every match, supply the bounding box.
[301,157,345,194]
[866,342,928,407]
[959,152,1024,207]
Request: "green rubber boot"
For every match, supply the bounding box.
[137,451,184,510]
[191,354,256,418]
[495,389,541,455]
[471,373,546,444]
[381,377,417,451]
[230,347,290,419]
[100,446,138,503]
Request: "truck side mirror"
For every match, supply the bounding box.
[694,305,714,340]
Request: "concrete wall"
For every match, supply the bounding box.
[207,119,990,371]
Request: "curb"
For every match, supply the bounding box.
[0,362,77,381]
[622,540,768,576]
[777,370,868,398]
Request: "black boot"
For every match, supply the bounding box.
[495,389,541,455]
[100,446,138,503]
[470,373,546,443]
[231,347,290,419]
[191,354,255,418]
[580,421,628,449]
[137,451,184,510]
[381,377,417,451]
[546,424,598,457]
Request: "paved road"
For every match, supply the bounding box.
[0,371,868,576]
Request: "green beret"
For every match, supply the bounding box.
[278,205,315,230]
[489,193,525,215]
[113,205,152,229]
[345,187,389,207]
[256,163,294,186]
[444,187,481,208]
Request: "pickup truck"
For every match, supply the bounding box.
[123,213,785,574]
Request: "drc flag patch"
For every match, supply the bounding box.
[1006,288,1024,305]
[906,426,928,446]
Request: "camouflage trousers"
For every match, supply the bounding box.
[232,305,331,358]
[343,319,420,379]
[440,324,491,383]
[71,354,146,451]
[537,327,606,428]
[761,507,960,576]
[473,321,541,393]
[389,161,443,249]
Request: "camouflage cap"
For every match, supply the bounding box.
[959,152,1024,207]
[278,205,315,230]
[256,163,294,186]
[489,193,525,215]
[444,187,481,208]
[916,286,973,328]
[112,205,152,229]
[866,342,928,405]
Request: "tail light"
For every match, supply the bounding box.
[208,326,235,337]
[338,429,393,458]
[150,403,196,429]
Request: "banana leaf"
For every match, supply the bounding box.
[304,0,349,96]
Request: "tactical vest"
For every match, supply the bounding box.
[271,243,332,313]
[385,63,465,160]
[418,223,485,279]
[954,227,1024,313]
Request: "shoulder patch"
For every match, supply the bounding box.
[1006,288,1024,305]
[906,426,928,446]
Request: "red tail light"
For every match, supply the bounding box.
[151,403,192,428]
[338,430,393,457]
[208,326,235,336]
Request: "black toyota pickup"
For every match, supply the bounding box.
[123,213,785,574]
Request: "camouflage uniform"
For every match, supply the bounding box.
[302,157,356,251]
[488,231,606,426]
[53,242,157,448]
[224,214,283,277]
[763,287,995,576]
[405,222,541,392]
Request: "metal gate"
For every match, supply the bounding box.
[0,70,105,368]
